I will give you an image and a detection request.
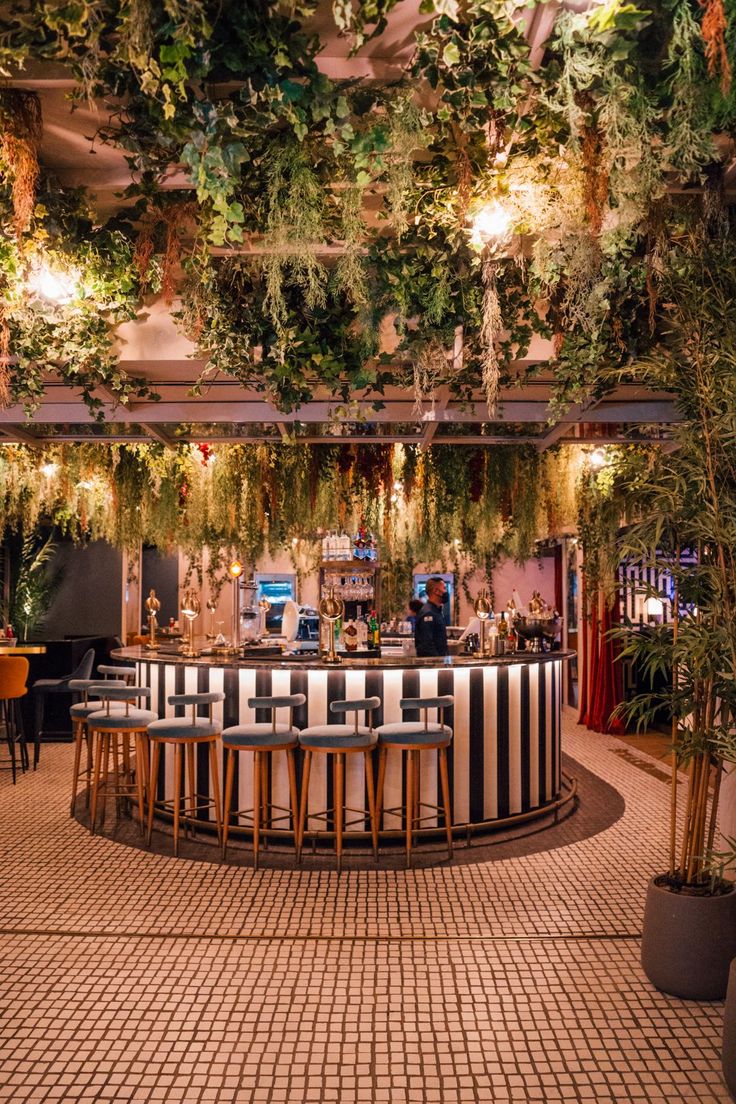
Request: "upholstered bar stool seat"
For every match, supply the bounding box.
[0,657,29,784]
[67,677,127,816]
[221,693,304,868]
[297,697,380,872]
[375,695,454,867]
[146,691,225,857]
[96,664,137,683]
[86,686,157,834]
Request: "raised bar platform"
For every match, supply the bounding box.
[114,647,573,844]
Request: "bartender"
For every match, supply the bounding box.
[414,577,449,657]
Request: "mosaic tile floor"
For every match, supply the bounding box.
[0,711,731,1102]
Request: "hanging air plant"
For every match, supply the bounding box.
[700,0,731,95]
[480,251,502,414]
[0,90,42,243]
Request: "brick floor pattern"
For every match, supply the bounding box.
[0,712,730,1102]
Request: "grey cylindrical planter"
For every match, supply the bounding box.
[641,877,736,1000]
[722,959,736,1099]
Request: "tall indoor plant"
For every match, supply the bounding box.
[612,229,736,1001]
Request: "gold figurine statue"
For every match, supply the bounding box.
[473,588,493,656]
[145,589,161,650]
[319,586,344,665]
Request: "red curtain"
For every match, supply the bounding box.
[578,585,626,735]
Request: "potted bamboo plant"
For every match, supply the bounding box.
[609,230,736,1003]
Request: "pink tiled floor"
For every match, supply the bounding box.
[0,711,731,1102]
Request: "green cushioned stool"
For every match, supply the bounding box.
[375,695,454,868]
[297,697,380,873]
[146,691,225,857]
[221,693,305,867]
[86,685,157,834]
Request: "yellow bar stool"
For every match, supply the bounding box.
[221,692,305,867]
[375,694,454,867]
[297,696,380,873]
[0,656,29,784]
[68,677,128,816]
[87,686,158,834]
[146,691,225,857]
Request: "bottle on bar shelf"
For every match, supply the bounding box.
[368,609,380,650]
[498,612,508,651]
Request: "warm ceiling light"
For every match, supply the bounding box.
[228,560,244,578]
[469,201,512,248]
[26,261,79,305]
[589,448,609,469]
[40,462,58,477]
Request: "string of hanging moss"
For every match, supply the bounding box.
[0,443,579,588]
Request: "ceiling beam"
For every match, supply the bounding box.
[0,425,41,447]
[141,424,176,448]
[536,400,599,451]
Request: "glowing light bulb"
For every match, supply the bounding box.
[589,448,608,469]
[228,560,243,578]
[393,480,403,492]
[469,201,512,247]
[40,462,58,477]
[26,262,79,304]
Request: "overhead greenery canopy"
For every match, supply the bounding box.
[0,440,579,610]
[0,0,734,415]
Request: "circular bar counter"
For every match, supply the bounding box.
[113,647,573,841]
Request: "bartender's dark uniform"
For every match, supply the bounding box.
[414,601,448,657]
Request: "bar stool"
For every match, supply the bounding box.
[221,693,305,867]
[375,695,454,867]
[146,691,224,857]
[0,657,29,784]
[96,664,137,684]
[68,678,128,816]
[297,696,380,873]
[87,686,158,833]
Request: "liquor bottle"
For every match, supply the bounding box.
[368,609,380,650]
[498,612,508,649]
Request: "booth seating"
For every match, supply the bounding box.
[221,693,305,867]
[375,695,454,867]
[0,657,29,784]
[32,647,95,769]
[146,691,224,857]
[87,686,157,833]
[297,696,380,873]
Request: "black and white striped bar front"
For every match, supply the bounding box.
[114,648,574,840]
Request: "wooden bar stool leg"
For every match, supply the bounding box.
[89,728,104,833]
[222,748,236,861]
[252,749,261,870]
[334,752,344,874]
[405,748,414,868]
[186,741,196,837]
[100,733,113,830]
[208,740,222,847]
[172,743,182,857]
[14,701,28,772]
[84,727,94,808]
[134,734,147,832]
[3,700,15,785]
[285,748,299,861]
[413,749,421,848]
[70,720,84,816]
[261,753,269,849]
[439,746,453,859]
[376,746,387,829]
[297,750,312,862]
[147,741,161,846]
[364,750,378,861]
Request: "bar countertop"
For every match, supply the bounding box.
[113,645,574,670]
